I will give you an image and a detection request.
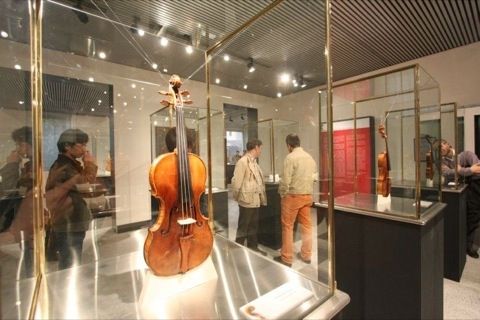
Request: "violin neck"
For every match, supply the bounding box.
[173,85,193,204]
[384,137,391,172]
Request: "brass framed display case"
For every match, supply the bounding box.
[0,0,345,319]
[440,102,463,188]
[150,105,225,189]
[257,119,299,183]
[320,65,442,220]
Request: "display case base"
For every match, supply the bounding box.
[320,201,445,319]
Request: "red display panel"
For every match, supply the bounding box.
[320,117,373,198]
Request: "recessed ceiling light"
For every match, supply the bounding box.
[277,92,282,98]
[224,54,230,62]
[98,100,102,104]
[163,68,168,73]
[280,73,290,83]
[243,84,248,90]
[152,63,158,69]
[0,31,8,38]
[123,102,127,106]
[88,77,94,82]
[14,64,21,70]
[138,29,145,36]
[185,46,193,54]
[91,108,95,112]
[215,78,220,84]
[131,83,136,88]
[98,51,106,59]
[19,101,24,105]
[160,37,168,47]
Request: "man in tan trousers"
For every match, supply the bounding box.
[274,134,317,267]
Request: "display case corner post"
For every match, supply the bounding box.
[28,0,46,318]
[414,65,421,217]
[324,0,336,292]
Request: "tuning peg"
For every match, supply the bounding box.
[180,90,190,96]
[183,99,193,105]
[160,100,172,107]
[158,90,172,96]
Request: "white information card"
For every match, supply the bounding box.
[239,282,314,319]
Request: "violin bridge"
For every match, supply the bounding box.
[177,217,196,225]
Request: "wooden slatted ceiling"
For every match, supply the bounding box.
[1,0,479,97]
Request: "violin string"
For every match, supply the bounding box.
[174,85,186,227]
[177,97,187,223]
[178,92,193,220]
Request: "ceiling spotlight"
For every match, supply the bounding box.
[280,73,290,83]
[149,21,163,36]
[160,37,169,47]
[88,77,94,82]
[151,63,158,69]
[98,51,106,59]
[300,77,307,88]
[277,92,282,98]
[185,45,193,54]
[0,30,8,38]
[130,16,142,35]
[215,78,220,84]
[73,0,89,24]
[14,64,21,70]
[243,84,248,90]
[163,68,168,73]
[224,54,230,62]
[247,58,255,73]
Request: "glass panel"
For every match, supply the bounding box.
[322,65,441,219]
[0,1,35,319]
[207,0,330,295]
[5,0,333,318]
[440,103,461,188]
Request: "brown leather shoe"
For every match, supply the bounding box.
[296,252,311,264]
[273,256,292,267]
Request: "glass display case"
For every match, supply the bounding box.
[150,105,224,189]
[320,65,442,219]
[440,103,463,188]
[257,119,299,183]
[0,0,341,319]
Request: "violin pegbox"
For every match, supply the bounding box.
[158,74,193,107]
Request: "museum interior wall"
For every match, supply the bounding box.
[0,32,478,230]
[0,38,275,228]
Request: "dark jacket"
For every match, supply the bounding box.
[46,154,97,232]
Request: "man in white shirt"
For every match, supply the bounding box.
[274,134,317,267]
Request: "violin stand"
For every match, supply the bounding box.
[139,256,218,318]
[376,195,391,212]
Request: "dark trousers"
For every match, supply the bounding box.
[236,206,260,249]
[56,231,86,270]
[466,180,480,250]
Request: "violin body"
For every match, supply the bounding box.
[376,151,391,197]
[377,124,391,197]
[144,152,213,276]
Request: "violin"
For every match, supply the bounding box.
[377,124,391,197]
[144,75,213,276]
[425,135,434,180]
